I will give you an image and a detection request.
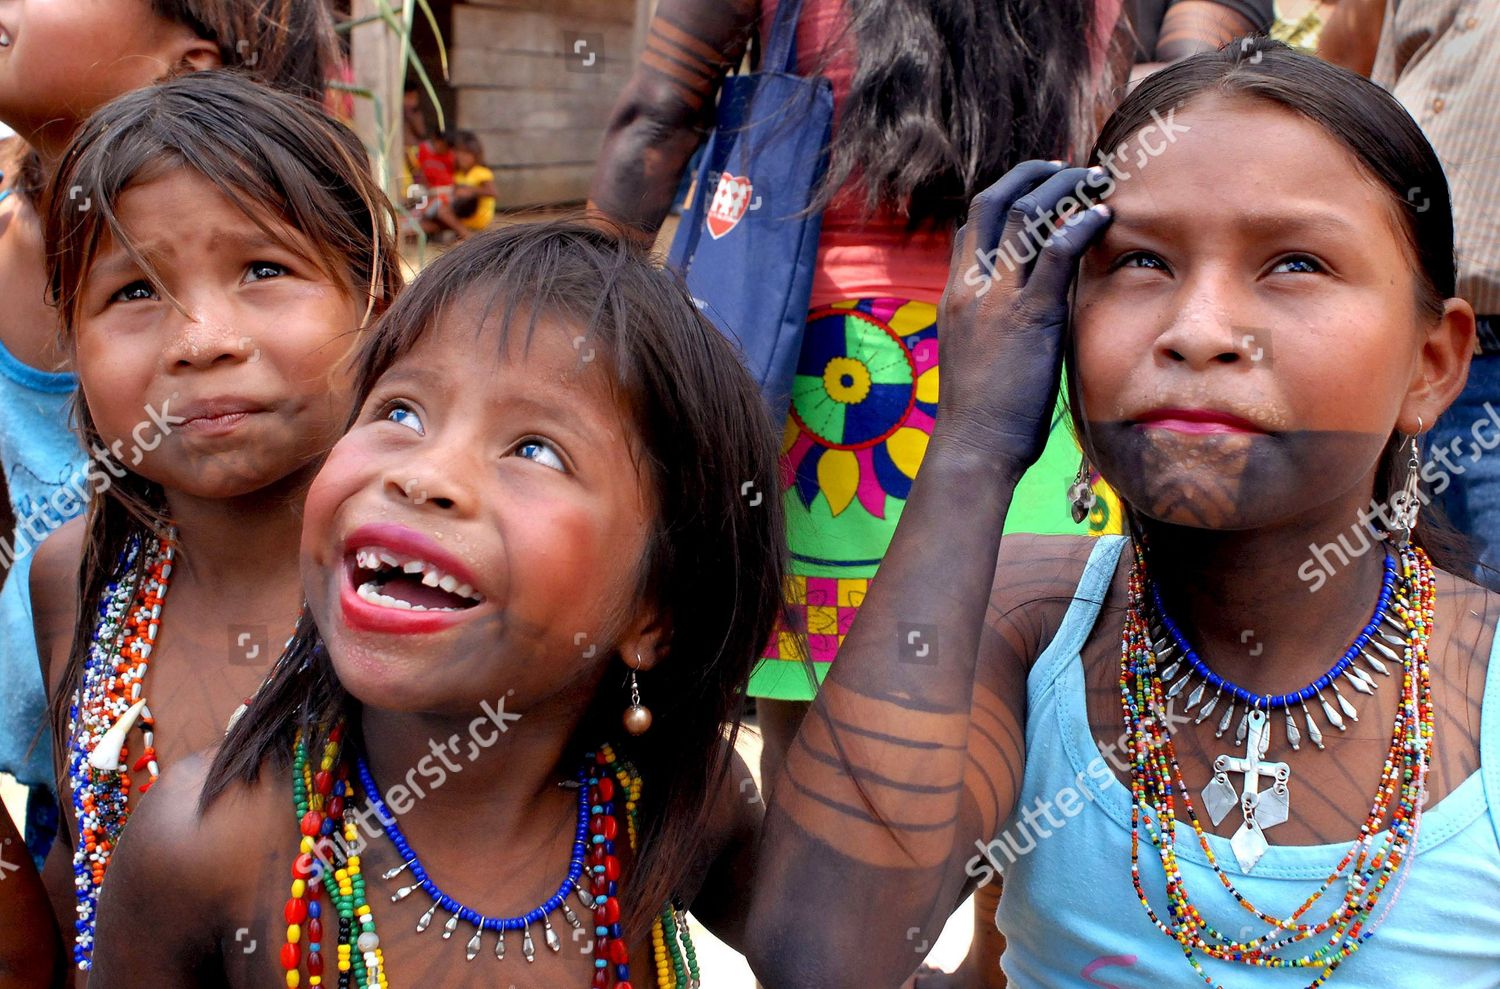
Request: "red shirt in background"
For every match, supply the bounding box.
[416,142,456,188]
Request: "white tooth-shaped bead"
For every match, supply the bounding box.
[89,699,146,770]
[403,560,425,574]
[438,574,459,593]
[421,569,442,587]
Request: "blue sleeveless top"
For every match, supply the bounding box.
[0,339,83,789]
[994,536,1500,985]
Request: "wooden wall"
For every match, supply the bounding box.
[449,0,640,206]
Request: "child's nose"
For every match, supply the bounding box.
[1154,287,1248,369]
[164,299,258,369]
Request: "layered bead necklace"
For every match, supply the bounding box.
[1122,541,1435,987]
[65,529,175,970]
[66,526,288,970]
[286,726,699,988]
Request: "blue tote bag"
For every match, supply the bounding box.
[666,0,833,421]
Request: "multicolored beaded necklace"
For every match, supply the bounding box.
[1121,540,1435,987]
[286,726,699,988]
[65,529,175,970]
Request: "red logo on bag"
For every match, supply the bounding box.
[705,172,753,240]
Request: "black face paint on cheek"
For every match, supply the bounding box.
[1087,421,1390,530]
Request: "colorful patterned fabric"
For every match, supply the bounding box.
[748,297,1120,700]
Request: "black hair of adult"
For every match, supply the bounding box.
[813,0,1102,229]
[203,219,791,938]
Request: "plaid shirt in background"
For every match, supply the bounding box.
[1372,0,1500,352]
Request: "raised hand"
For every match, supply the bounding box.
[936,161,1113,470]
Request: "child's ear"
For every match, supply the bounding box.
[618,616,670,673]
[175,36,224,75]
[1399,297,1475,434]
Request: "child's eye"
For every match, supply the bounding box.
[381,400,424,435]
[1115,251,1168,272]
[246,261,289,282]
[513,438,566,472]
[1271,255,1324,275]
[110,280,157,303]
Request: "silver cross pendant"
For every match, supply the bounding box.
[1201,708,1290,872]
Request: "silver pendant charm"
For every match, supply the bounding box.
[1345,668,1375,694]
[1257,770,1291,829]
[1207,710,1290,873]
[496,928,506,960]
[1301,700,1325,750]
[416,903,438,933]
[544,917,561,952]
[382,859,414,880]
[1235,707,1252,745]
[1196,687,1222,724]
[1167,671,1193,699]
[1319,691,1346,731]
[522,923,536,962]
[1203,760,1238,825]
[1332,684,1359,721]
[1216,700,1236,738]
[466,926,483,961]
[442,910,461,939]
[1160,657,1182,682]
[1231,812,1270,872]
[561,901,582,929]
[1284,711,1301,751]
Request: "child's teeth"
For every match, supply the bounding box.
[455,583,476,600]
[421,569,441,588]
[438,574,458,593]
[377,550,400,567]
[403,560,425,574]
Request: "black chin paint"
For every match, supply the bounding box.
[1085,421,1390,532]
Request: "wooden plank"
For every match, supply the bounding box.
[349,0,404,201]
[467,127,604,166]
[449,47,629,90]
[452,5,634,58]
[459,0,636,25]
[456,88,613,130]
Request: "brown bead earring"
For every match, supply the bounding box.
[623,653,653,735]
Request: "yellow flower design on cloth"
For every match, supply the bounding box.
[781,300,939,519]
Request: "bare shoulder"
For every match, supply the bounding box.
[30,514,86,699]
[991,533,1113,670]
[92,750,286,984]
[674,741,762,950]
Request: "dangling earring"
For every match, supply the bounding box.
[1387,417,1423,547]
[623,653,653,735]
[1067,455,1097,525]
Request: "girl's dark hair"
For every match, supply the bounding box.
[1071,38,1481,580]
[152,0,340,101]
[204,220,789,937]
[44,69,402,776]
[812,0,1105,228]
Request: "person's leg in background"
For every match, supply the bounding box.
[1426,336,1500,580]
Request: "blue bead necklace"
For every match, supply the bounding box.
[1148,549,1398,753]
[358,754,589,962]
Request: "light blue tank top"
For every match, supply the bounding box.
[0,339,83,789]
[995,535,1500,986]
